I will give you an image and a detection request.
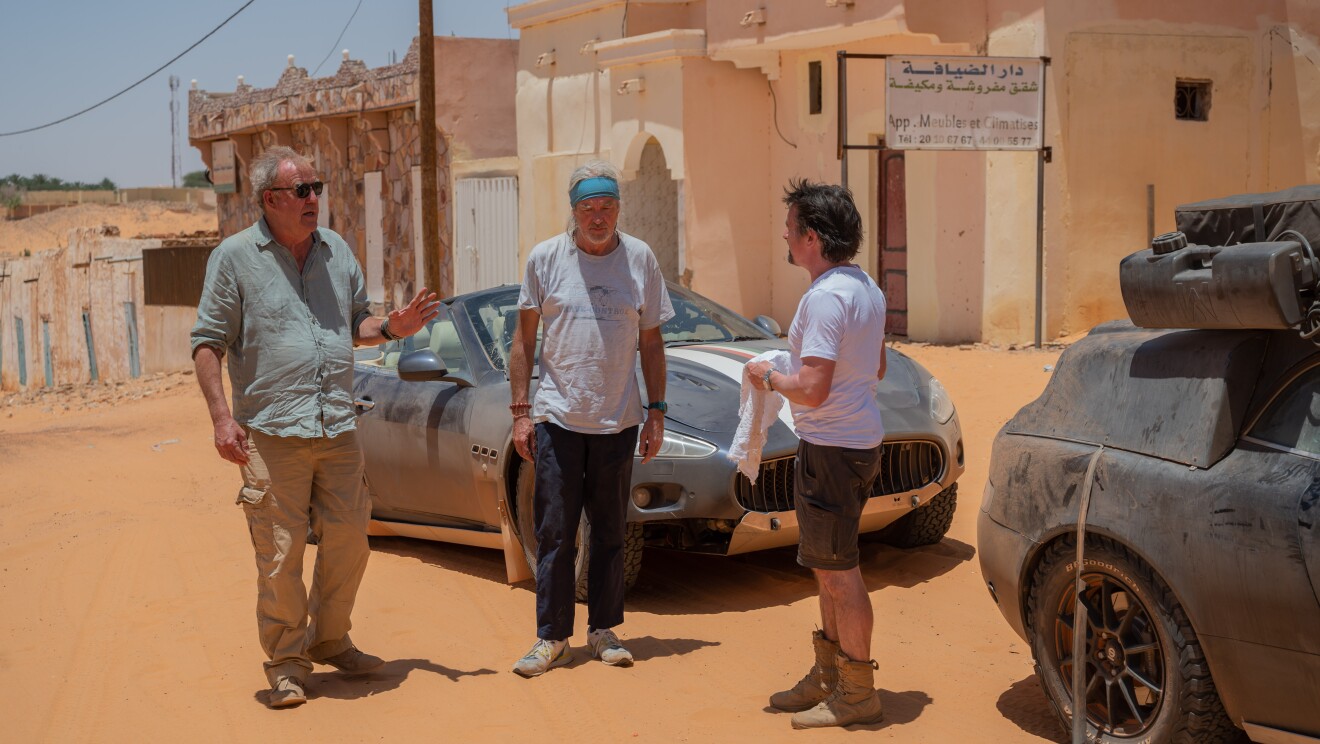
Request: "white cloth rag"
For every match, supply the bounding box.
[728,350,792,484]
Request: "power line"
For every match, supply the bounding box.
[312,0,366,77]
[0,0,258,138]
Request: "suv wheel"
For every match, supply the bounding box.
[514,459,643,602]
[1026,537,1238,743]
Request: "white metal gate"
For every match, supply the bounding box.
[454,177,519,295]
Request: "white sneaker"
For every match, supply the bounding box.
[587,628,634,667]
[512,638,571,678]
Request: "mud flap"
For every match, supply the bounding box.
[498,497,533,584]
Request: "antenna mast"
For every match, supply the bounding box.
[169,75,182,188]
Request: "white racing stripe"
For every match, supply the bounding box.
[666,347,796,432]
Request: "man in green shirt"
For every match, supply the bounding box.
[191,146,438,708]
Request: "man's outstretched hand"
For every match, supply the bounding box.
[390,287,442,337]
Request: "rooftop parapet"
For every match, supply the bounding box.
[188,39,422,141]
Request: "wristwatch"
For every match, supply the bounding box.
[647,401,668,414]
[762,369,775,391]
[380,317,399,341]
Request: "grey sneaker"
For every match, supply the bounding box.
[316,646,384,675]
[513,639,571,678]
[587,628,634,667]
[268,676,306,709]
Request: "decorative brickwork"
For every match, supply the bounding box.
[187,39,453,307]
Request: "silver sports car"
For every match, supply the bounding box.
[352,282,965,596]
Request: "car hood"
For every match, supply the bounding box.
[655,340,923,433]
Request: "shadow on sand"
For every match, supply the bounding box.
[761,688,934,731]
[367,533,974,616]
[253,658,498,707]
[629,537,976,615]
[996,675,1066,743]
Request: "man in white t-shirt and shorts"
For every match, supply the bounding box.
[746,179,889,729]
[507,160,674,677]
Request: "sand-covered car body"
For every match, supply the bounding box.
[353,281,964,592]
[980,186,1320,742]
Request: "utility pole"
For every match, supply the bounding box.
[169,75,182,188]
[418,0,446,297]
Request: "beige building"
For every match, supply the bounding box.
[509,0,1319,344]
[187,36,519,307]
[0,228,218,391]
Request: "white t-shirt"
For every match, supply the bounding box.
[518,231,675,434]
[788,265,887,449]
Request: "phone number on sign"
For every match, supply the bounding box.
[891,133,1036,148]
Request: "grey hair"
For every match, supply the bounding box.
[249,146,309,206]
[565,159,623,232]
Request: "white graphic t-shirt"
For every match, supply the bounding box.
[788,264,888,449]
[518,231,675,434]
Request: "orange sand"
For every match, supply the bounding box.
[0,342,1067,742]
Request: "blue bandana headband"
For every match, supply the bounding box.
[570,176,620,206]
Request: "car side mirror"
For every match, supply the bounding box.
[398,349,472,386]
[754,314,783,337]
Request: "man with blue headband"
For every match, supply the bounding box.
[507,160,674,677]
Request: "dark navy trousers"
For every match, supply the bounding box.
[533,422,638,641]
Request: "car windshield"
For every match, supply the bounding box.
[463,283,773,372]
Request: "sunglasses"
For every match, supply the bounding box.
[268,181,324,199]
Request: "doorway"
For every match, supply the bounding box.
[878,149,908,337]
[620,138,680,282]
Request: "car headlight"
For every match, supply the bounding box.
[637,429,718,459]
[929,377,955,424]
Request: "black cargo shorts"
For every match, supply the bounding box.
[794,439,883,570]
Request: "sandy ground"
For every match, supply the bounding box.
[0,202,218,255]
[0,342,1071,743]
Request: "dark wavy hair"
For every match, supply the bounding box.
[782,179,863,263]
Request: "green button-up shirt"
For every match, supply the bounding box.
[191,218,371,438]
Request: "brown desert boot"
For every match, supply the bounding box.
[790,652,884,729]
[267,676,307,709]
[769,630,838,712]
[316,645,384,675]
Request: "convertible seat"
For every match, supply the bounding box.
[429,320,467,374]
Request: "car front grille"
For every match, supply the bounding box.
[735,440,946,513]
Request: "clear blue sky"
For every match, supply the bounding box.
[0,1,518,188]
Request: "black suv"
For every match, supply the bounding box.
[979,186,1320,743]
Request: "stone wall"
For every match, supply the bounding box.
[187,39,464,306]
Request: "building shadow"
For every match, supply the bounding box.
[629,537,975,616]
[762,688,933,730]
[996,675,1066,743]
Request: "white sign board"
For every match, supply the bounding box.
[885,56,1044,151]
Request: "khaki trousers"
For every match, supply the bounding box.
[238,429,370,685]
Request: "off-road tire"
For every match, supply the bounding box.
[1026,536,1240,743]
[514,459,643,603]
[875,483,958,548]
